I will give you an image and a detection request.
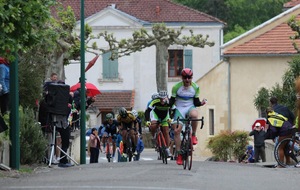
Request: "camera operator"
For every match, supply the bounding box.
[45,81,73,167]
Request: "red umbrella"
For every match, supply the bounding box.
[70,82,101,97]
[85,55,99,72]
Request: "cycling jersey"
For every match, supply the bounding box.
[145,98,171,127]
[171,81,200,118]
[103,119,118,135]
[117,111,136,129]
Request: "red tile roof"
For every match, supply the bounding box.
[93,90,135,112]
[224,16,300,55]
[284,0,300,8]
[56,0,223,23]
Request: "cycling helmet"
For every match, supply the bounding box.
[106,113,113,120]
[158,91,168,98]
[131,110,138,118]
[151,92,159,100]
[119,107,127,118]
[181,68,193,77]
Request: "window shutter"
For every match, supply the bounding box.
[102,52,118,79]
[184,49,193,69]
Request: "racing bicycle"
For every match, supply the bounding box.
[153,120,169,164]
[274,132,300,167]
[176,116,204,170]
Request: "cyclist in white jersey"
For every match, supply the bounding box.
[169,68,206,165]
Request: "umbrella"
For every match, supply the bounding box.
[70,82,101,97]
[85,55,99,72]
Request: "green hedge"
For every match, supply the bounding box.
[207,130,250,162]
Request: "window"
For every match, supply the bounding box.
[168,49,193,77]
[102,51,119,79]
[209,109,214,135]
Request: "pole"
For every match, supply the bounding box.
[9,53,20,169]
[80,0,86,164]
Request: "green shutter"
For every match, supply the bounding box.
[184,49,193,69]
[102,52,118,79]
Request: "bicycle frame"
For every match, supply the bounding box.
[176,116,204,170]
[103,135,113,162]
[153,122,168,164]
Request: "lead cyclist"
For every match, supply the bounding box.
[169,68,206,165]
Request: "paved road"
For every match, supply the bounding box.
[0,149,298,190]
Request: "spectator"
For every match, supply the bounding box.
[134,136,144,161]
[240,145,255,163]
[0,57,10,115]
[88,128,101,163]
[249,122,266,162]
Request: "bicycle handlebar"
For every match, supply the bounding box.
[176,117,204,129]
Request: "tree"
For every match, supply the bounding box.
[0,0,56,60]
[92,23,214,91]
[174,0,289,42]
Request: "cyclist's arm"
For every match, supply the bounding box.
[169,96,175,107]
[145,107,152,121]
[193,97,202,107]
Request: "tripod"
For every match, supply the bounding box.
[48,115,79,167]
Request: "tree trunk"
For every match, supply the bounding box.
[156,42,169,92]
[46,51,66,82]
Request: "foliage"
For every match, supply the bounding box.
[173,0,289,42]
[254,55,300,115]
[223,24,246,43]
[207,130,250,161]
[138,111,146,127]
[0,0,56,61]
[19,107,47,164]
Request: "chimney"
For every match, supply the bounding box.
[156,6,160,16]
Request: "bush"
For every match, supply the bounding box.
[207,130,250,162]
[19,107,47,164]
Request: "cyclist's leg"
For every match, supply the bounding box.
[121,126,128,152]
[149,112,159,138]
[172,109,183,153]
[188,106,199,136]
[112,135,116,157]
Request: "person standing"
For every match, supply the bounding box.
[169,68,206,165]
[88,128,101,163]
[249,122,266,162]
[0,57,10,115]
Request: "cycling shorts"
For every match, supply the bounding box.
[150,110,170,127]
[173,106,196,125]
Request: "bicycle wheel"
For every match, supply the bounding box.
[126,136,133,162]
[106,142,111,162]
[274,138,300,167]
[159,133,168,164]
[182,135,188,169]
[187,131,193,170]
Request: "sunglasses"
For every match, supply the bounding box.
[183,76,192,79]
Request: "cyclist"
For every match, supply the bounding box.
[102,113,118,159]
[145,90,172,157]
[169,68,206,165]
[132,109,142,135]
[117,107,138,154]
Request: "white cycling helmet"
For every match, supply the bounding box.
[131,110,138,118]
[151,92,159,100]
[158,91,168,98]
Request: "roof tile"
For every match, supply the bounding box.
[56,0,223,23]
[224,16,300,55]
[93,90,135,111]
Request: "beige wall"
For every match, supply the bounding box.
[194,56,292,157]
[230,56,289,131]
[194,61,229,157]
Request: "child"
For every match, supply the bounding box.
[88,128,101,163]
[249,122,266,162]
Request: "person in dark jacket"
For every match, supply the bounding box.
[249,122,266,162]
